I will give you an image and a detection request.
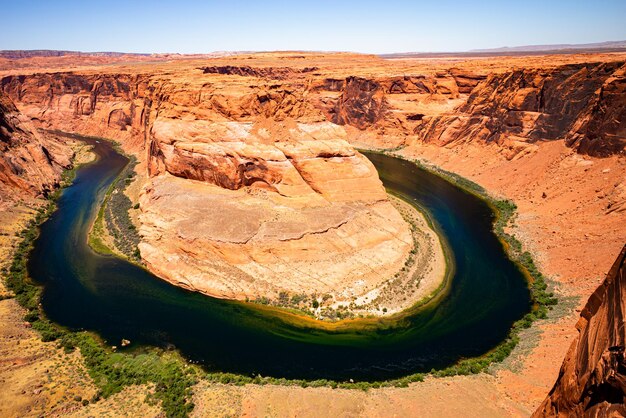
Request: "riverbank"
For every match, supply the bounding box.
[2,135,546,418]
[342,193,448,316]
[88,155,142,263]
[368,147,557,309]
[365,139,625,412]
[0,137,161,417]
[240,190,450,320]
[77,134,449,321]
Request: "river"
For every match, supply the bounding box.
[27,138,530,381]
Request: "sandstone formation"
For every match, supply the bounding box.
[414,62,626,158]
[199,65,318,79]
[534,244,626,417]
[4,55,624,158]
[1,53,625,306]
[0,91,70,203]
[139,118,412,300]
[0,51,626,415]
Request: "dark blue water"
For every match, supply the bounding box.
[27,139,531,381]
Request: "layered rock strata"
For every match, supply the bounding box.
[139,119,412,301]
[0,91,70,203]
[414,62,626,158]
[534,244,626,417]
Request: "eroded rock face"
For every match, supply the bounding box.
[329,76,390,130]
[2,59,625,158]
[1,55,624,305]
[0,91,70,202]
[534,244,626,417]
[0,66,412,302]
[1,73,151,149]
[416,62,626,158]
[140,118,412,300]
[199,65,318,80]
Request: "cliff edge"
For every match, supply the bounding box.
[534,244,626,417]
[0,91,71,204]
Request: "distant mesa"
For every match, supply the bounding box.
[379,40,626,58]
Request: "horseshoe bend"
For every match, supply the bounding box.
[1,14,626,418]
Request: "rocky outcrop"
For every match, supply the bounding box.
[570,65,626,157]
[0,65,413,303]
[448,68,487,94]
[199,65,318,80]
[313,72,480,147]
[0,91,70,201]
[534,244,626,417]
[140,118,412,301]
[328,76,390,130]
[415,61,626,157]
[0,73,151,149]
[0,70,327,146]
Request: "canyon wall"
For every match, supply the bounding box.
[0,55,624,305]
[413,61,626,159]
[534,244,626,417]
[0,66,415,303]
[5,60,623,159]
[0,63,481,151]
[0,90,71,204]
[0,73,151,149]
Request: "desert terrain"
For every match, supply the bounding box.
[0,50,624,416]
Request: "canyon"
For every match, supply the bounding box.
[0,90,71,204]
[0,50,625,416]
[0,61,421,310]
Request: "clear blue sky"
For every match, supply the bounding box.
[2,0,625,53]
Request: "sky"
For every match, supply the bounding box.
[2,0,626,54]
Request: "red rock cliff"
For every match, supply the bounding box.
[0,91,70,202]
[1,65,414,303]
[414,61,626,157]
[534,244,626,417]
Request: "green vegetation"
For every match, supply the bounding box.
[203,370,424,390]
[360,148,560,378]
[1,135,562,413]
[102,158,141,261]
[3,142,197,418]
[89,155,142,263]
[59,333,197,417]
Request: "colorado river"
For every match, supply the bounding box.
[27,138,531,381]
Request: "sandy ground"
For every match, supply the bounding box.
[191,376,529,418]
